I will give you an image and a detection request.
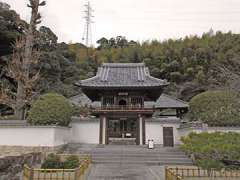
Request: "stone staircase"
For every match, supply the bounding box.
[108,138,136,145]
[65,144,193,166]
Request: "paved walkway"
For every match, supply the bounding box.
[64,144,191,180]
[87,164,165,180]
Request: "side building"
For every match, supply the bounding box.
[74,63,188,146]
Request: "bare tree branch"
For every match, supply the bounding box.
[0,0,46,119]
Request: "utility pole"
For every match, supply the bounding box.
[82,1,94,47]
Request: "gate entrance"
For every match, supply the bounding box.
[107,118,138,145]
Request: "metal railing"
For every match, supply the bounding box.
[23,154,91,180]
[165,167,240,180]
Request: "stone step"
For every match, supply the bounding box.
[91,149,186,154]
[92,156,190,161]
[92,159,193,165]
[92,159,192,165]
[91,149,187,152]
[91,152,187,156]
[90,153,188,158]
[91,155,191,160]
[90,151,187,155]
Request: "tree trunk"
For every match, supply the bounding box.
[15,0,39,119]
[15,81,25,120]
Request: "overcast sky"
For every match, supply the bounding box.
[4,0,240,46]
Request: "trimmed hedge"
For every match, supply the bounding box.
[28,93,73,126]
[181,132,240,170]
[189,90,240,126]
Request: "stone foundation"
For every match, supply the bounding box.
[0,152,41,180]
[0,145,68,180]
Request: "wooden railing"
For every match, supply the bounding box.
[165,167,240,180]
[166,167,183,180]
[92,105,154,112]
[23,154,91,180]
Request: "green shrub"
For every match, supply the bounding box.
[72,105,90,117]
[0,115,17,120]
[41,154,63,169]
[63,155,80,169]
[196,159,224,170]
[181,132,240,170]
[170,71,182,83]
[41,154,80,169]
[28,93,73,126]
[189,90,240,126]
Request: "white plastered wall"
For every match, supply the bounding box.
[70,120,100,144]
[145,121,181,145]
[0,126,70,147]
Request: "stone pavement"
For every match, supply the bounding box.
[64,144,192,180]
[87,164,165,180]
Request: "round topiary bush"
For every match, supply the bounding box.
[189,90,240,126]
[28,93,73,126]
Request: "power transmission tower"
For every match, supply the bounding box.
[82,1,94,47]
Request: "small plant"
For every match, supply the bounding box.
[63,155,80,169]
[41,154,80,169]
[41,153,63,169]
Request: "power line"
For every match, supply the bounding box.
[82,1,94,47]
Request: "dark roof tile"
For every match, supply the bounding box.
[76,63,168,88]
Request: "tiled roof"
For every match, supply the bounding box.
[76,63,168,88]
[156,94,189,108]
[145,94,189,109]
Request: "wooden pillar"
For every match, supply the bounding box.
[99,115,107,144]
[99,116,103,144]
[139,115,143,145]
[105,118,108,144]
[102,116,107,144]
[142,116,146,145]
[136,118,140,145]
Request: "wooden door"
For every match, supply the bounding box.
[163,127,174,147]
[108,119,137,138]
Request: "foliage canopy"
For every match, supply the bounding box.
[28,93,73,126]
[189,90,240,126]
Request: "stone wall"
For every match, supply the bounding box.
[0,152,42,180]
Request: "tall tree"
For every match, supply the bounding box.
[0,0,46,119]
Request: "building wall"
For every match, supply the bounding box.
[54,127,70,146]
[145,120,181,145]
[0,126,70,147]
[70,120,100,144]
